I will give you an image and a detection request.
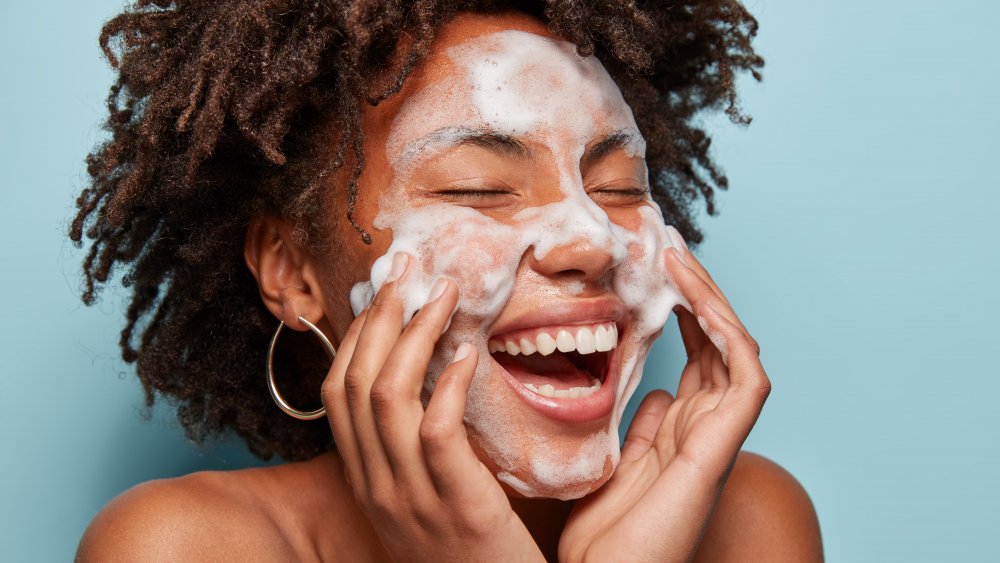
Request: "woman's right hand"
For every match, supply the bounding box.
[557,247,771,562]
[320,253,543,562]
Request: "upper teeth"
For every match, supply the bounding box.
[487,323,618,356]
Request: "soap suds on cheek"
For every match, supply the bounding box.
[350,205,519,321]
[351,30,688,499]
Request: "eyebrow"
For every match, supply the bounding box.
[582,131,639,166]
[396,126,640,167]
[395,126,533,167]
[452,130,532,159]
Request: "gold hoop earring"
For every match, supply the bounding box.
[266,316,335,420]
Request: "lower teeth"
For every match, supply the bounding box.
[523,378,601,399]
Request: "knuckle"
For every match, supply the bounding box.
[729,328,755,351]
[369,380,400,415]
[419,417,454,448]
[342,369,369,399]
[753,374,772,400]
[366,488,398,517]
[409,500,442,530]
[320,377,341,407]
[732,368,770,402]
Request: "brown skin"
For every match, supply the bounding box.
[77,452,821,561]
[78,13,823,563]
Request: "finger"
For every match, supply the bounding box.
[667,226,732,308]
[676,363,703,398]
[673,305,705,361]
[321,309,369,490]
[665,248,735,326]
[371,278,459,481]
[670,246,761,356]
[420,343,487,501]
[621,390,675,463]
[343,252,411,482]
[696,310,732,392]
[700,301,771,429]
[665,249,757,353]
[674,303,707,398]
[700,341,714,392]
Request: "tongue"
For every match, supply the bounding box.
[493,352,594,390]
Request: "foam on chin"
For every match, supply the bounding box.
[350,30,685,499]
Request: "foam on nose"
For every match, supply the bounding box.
[514,195,628,266]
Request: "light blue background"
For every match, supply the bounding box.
[2,1,997,561]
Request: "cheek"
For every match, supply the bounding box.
[351,204,527,324]
[611,205,682,333]
[412,215,526,320]
[604,205,649,233]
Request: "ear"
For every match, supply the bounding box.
[244,217,327,331]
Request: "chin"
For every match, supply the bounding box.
[494,450,618,501]
[465,417,621,501]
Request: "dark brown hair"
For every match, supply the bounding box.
[70,0,763,461]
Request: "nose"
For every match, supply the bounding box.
[529,238,619,282]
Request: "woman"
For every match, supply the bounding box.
[74,1,822,560]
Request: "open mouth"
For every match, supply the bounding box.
[488,322,617,400]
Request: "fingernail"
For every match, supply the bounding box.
[384,252,409,283]
[451,342,473,363]
[426,278,450,304]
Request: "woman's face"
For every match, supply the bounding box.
[322,13,684,500]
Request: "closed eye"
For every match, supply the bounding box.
[587,186,650,205]
[435,187,515,198]
[431,186,519,208]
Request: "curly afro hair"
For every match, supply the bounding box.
[70,0,763,461]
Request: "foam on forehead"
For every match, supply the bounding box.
[455,31,637,143]
[386,29,645,174]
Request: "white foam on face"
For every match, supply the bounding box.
[495,471,534,497]
[565,280,585,296]
[530,430,620,501]
[351,30,685,499]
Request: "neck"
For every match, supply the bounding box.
[510,496,574,561]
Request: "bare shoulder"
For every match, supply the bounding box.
[76,469,292,562]
[693,451,824,563]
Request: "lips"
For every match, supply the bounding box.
[485,300,626,423]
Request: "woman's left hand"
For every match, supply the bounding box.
[558,246,770,563]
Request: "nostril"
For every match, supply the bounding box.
[529,240,618,281]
